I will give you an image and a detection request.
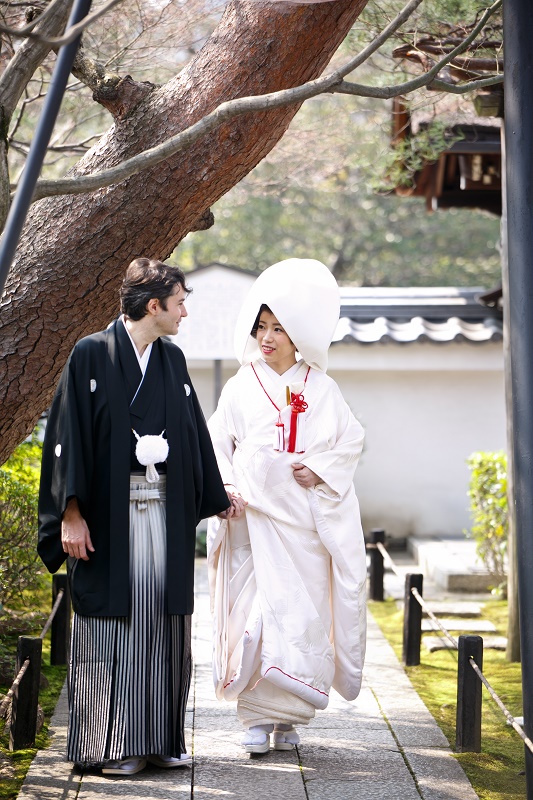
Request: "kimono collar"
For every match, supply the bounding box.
[257,359,307,386]
[120,314,152,376]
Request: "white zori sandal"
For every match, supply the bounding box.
[273,724,300,751]
[241,724,274,754]
[102,757,147,775]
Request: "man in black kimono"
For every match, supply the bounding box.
[38,257,231,775]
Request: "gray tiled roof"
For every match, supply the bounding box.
[334,287,503,345]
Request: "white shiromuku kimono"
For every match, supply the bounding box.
[207,357,367,729]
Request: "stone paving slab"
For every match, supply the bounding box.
[17,560,480,800]
[421,602,484,617]
[404,747,480,800]
[408,538,493,592]
[421,619,496,633]
[395,601,486,617]
[424,636,507,653]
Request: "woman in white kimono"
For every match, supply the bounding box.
[207,258,367,754]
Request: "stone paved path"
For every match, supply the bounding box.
[17,561,479,800]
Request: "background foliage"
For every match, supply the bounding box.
[175,92,502,287]
[467,451,508,592]
[0,433,43,610]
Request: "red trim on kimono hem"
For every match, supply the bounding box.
[263,666,329,697]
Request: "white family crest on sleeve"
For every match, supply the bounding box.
[55,444,62,457]
[90,379,97,392]
[184,384,191,396]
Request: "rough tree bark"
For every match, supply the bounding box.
[0,0,368,463]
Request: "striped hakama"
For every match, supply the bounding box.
[67,475,191,765]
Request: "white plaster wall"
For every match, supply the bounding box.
[331,366,506,537]
[186,342,506,539]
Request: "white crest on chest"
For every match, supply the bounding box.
[90,379,97,392]
[184,384,191,396]
[55,444,62,457]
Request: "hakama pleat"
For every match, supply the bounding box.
[67,475,191,764]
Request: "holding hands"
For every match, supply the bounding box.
[216,465,321,521]
[218,485,248,519]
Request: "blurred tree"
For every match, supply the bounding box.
[177,94,500,286]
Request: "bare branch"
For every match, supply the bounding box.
[325,0,427,81]
[430,73,503,93]
[336,0,502,98]
[0,0,125,45]
[0,0,70,36]
[71,41,121,94]
[0,0,72,119]
[20,0,502,203]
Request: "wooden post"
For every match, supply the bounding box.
[504,0,533,791]
[10,636,42,750]
[369,529,385,601]
[403,573,423,667]
[51,573,71,666]
[500,128,520,663]
[456,635,483,753]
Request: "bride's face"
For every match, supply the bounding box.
[255,310,297,375]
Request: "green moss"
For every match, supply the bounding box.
[0,626,67,799]
[370,599,526,800]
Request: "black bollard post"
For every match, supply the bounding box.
[51,574,71,666]
[403,573,423,667]
[10,636,42,750]
[456,635,483,753]
[369,529,386,601]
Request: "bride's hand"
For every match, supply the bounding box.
[218,485,248,519]
[291,463,321,488]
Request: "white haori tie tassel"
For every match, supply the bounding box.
[274,414,285,452]
[252,364,310,453]
[132,429,169,483]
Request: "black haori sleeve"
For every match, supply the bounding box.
[38,345,94,573]
[190,383,231,521]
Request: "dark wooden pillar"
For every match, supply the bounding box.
[504,0,533,792]
[51,574,71,666]
[10,637,42,750]
[368,529,385,601]
[402,573,423,667]
[456,635,483,753]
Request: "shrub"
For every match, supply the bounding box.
[0,433,44,610]
[466,451,508,593]
[1,430,42,492]
[0,472,44,610]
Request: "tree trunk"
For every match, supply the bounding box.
[0,0,368,463]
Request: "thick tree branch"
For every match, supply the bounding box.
[23,0,503,202]
[71,43,154,119]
